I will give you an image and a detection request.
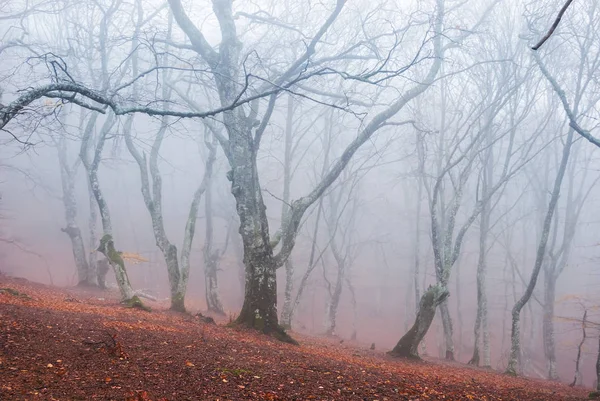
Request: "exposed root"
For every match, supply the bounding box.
[195,312,216,325]
[230,319,299,345]
[387,350,421,360]
[0,287,31,299]
[122,295,151,312]
[271,327,299,345]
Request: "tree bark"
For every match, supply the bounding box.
[469,149,492,367]
[203,148,225,315]
[80,112,136,301]
[88,182,101,286]
[506,128,574,375]
[388,285,449,359]
[168,0,448,341]
[439,300,454,360]
[56,129,93,286]
[325,255,344,336]
[543,269,558,380]
[287,199,324,326]
[280,259,294,329]
[596,333,600,391]
[570,309,586,387]
[279,94,295,329]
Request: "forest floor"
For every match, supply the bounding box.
[0,275,592,401]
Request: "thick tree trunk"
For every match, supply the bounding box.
[543,269,558,380]
[439,301,455,360]
[280,258,294,329]
[506,128,573,375]
[163,246,185,312]
[231,133,294,342]
[388,285,449,359]
[235,240,290,341]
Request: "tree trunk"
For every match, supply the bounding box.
[570,309,587,387]
[88,181,101,286]
[470,186,490,367]
[279,94,295,329]
[56,135,93,286]
[287,199,324,327]
[506,128,574,375]
[82,113,136,301]
[543,269,558,380]
[231,136,294,342]
[97,258,109,289]
[203,156,225,315]
[439,300,454,360]
[97,234,134,300]
[325,261,344,336]
[596,333,600,391]
[388,285,449,359]
[280,258,294,329]
[346,276,357,340]
[63,227,90,285]
[205,255,224,314]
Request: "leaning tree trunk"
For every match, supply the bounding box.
[81,113,136,301]
[388,285,449,359]
[506,128,574,375]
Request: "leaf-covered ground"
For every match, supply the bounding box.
[0,276,591,400]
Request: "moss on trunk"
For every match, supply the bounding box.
[170,292,186,313]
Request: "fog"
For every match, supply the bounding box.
[1,0,600,388]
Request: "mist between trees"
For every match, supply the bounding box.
[1,0,600,388]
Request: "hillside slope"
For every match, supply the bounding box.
[0,276,590,400]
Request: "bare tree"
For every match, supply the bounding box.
[388,285,449,359]
[54,113,92,286]
[505,127,574,375]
